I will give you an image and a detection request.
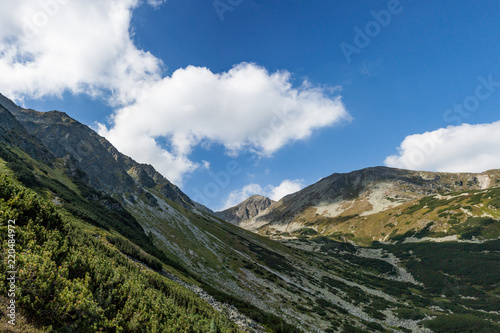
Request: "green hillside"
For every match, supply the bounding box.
[287,188,500,246]
[0,175,239,332]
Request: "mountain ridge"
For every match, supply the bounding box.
[2,94,194,209]
[0,104,54,165]
[225,166,500,242]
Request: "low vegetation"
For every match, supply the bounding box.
[0,175,238,332]
[373,240,500,331]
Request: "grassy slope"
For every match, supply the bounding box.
[0,143,300,332]
[130,192,450,332]
[274,188,500,246]
[0,174,238,332]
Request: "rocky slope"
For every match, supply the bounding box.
[0,104,54,165]
[3,95,193,209]
[216,195,275,225]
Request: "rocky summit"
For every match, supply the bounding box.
[216,194,275,225]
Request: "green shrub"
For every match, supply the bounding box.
[293,228,318,236]
[106,235,163,271]
[489,197,500,209]
[424,314,500,333]
[0,175,237,332]
[365,321,384,331]
[395,307,425,320]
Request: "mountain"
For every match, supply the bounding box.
[7,105,194,208]
[229,166,500,244]
[216,195,275,225]
[1,93,499,332]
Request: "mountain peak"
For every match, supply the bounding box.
[246,194,271,201]
[216,194,275,225]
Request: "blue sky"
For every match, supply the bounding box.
[2,0,500,210]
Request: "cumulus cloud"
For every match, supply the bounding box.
[385,121,500,173]
[221,179,304,210]
[268,179,304,201]
[98,63,349,182]
[0,0,161,105]
[0,0,350,185]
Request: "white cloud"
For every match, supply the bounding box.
[268,179,303,201]
[146,0,167,8]
[221,179,303,210]
[201,160,211,170]
[0,0,350,186]
[0,0,161,105]
[385,121,500,173]
[99,63,350,183]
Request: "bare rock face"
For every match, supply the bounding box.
[216,195,275,225]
